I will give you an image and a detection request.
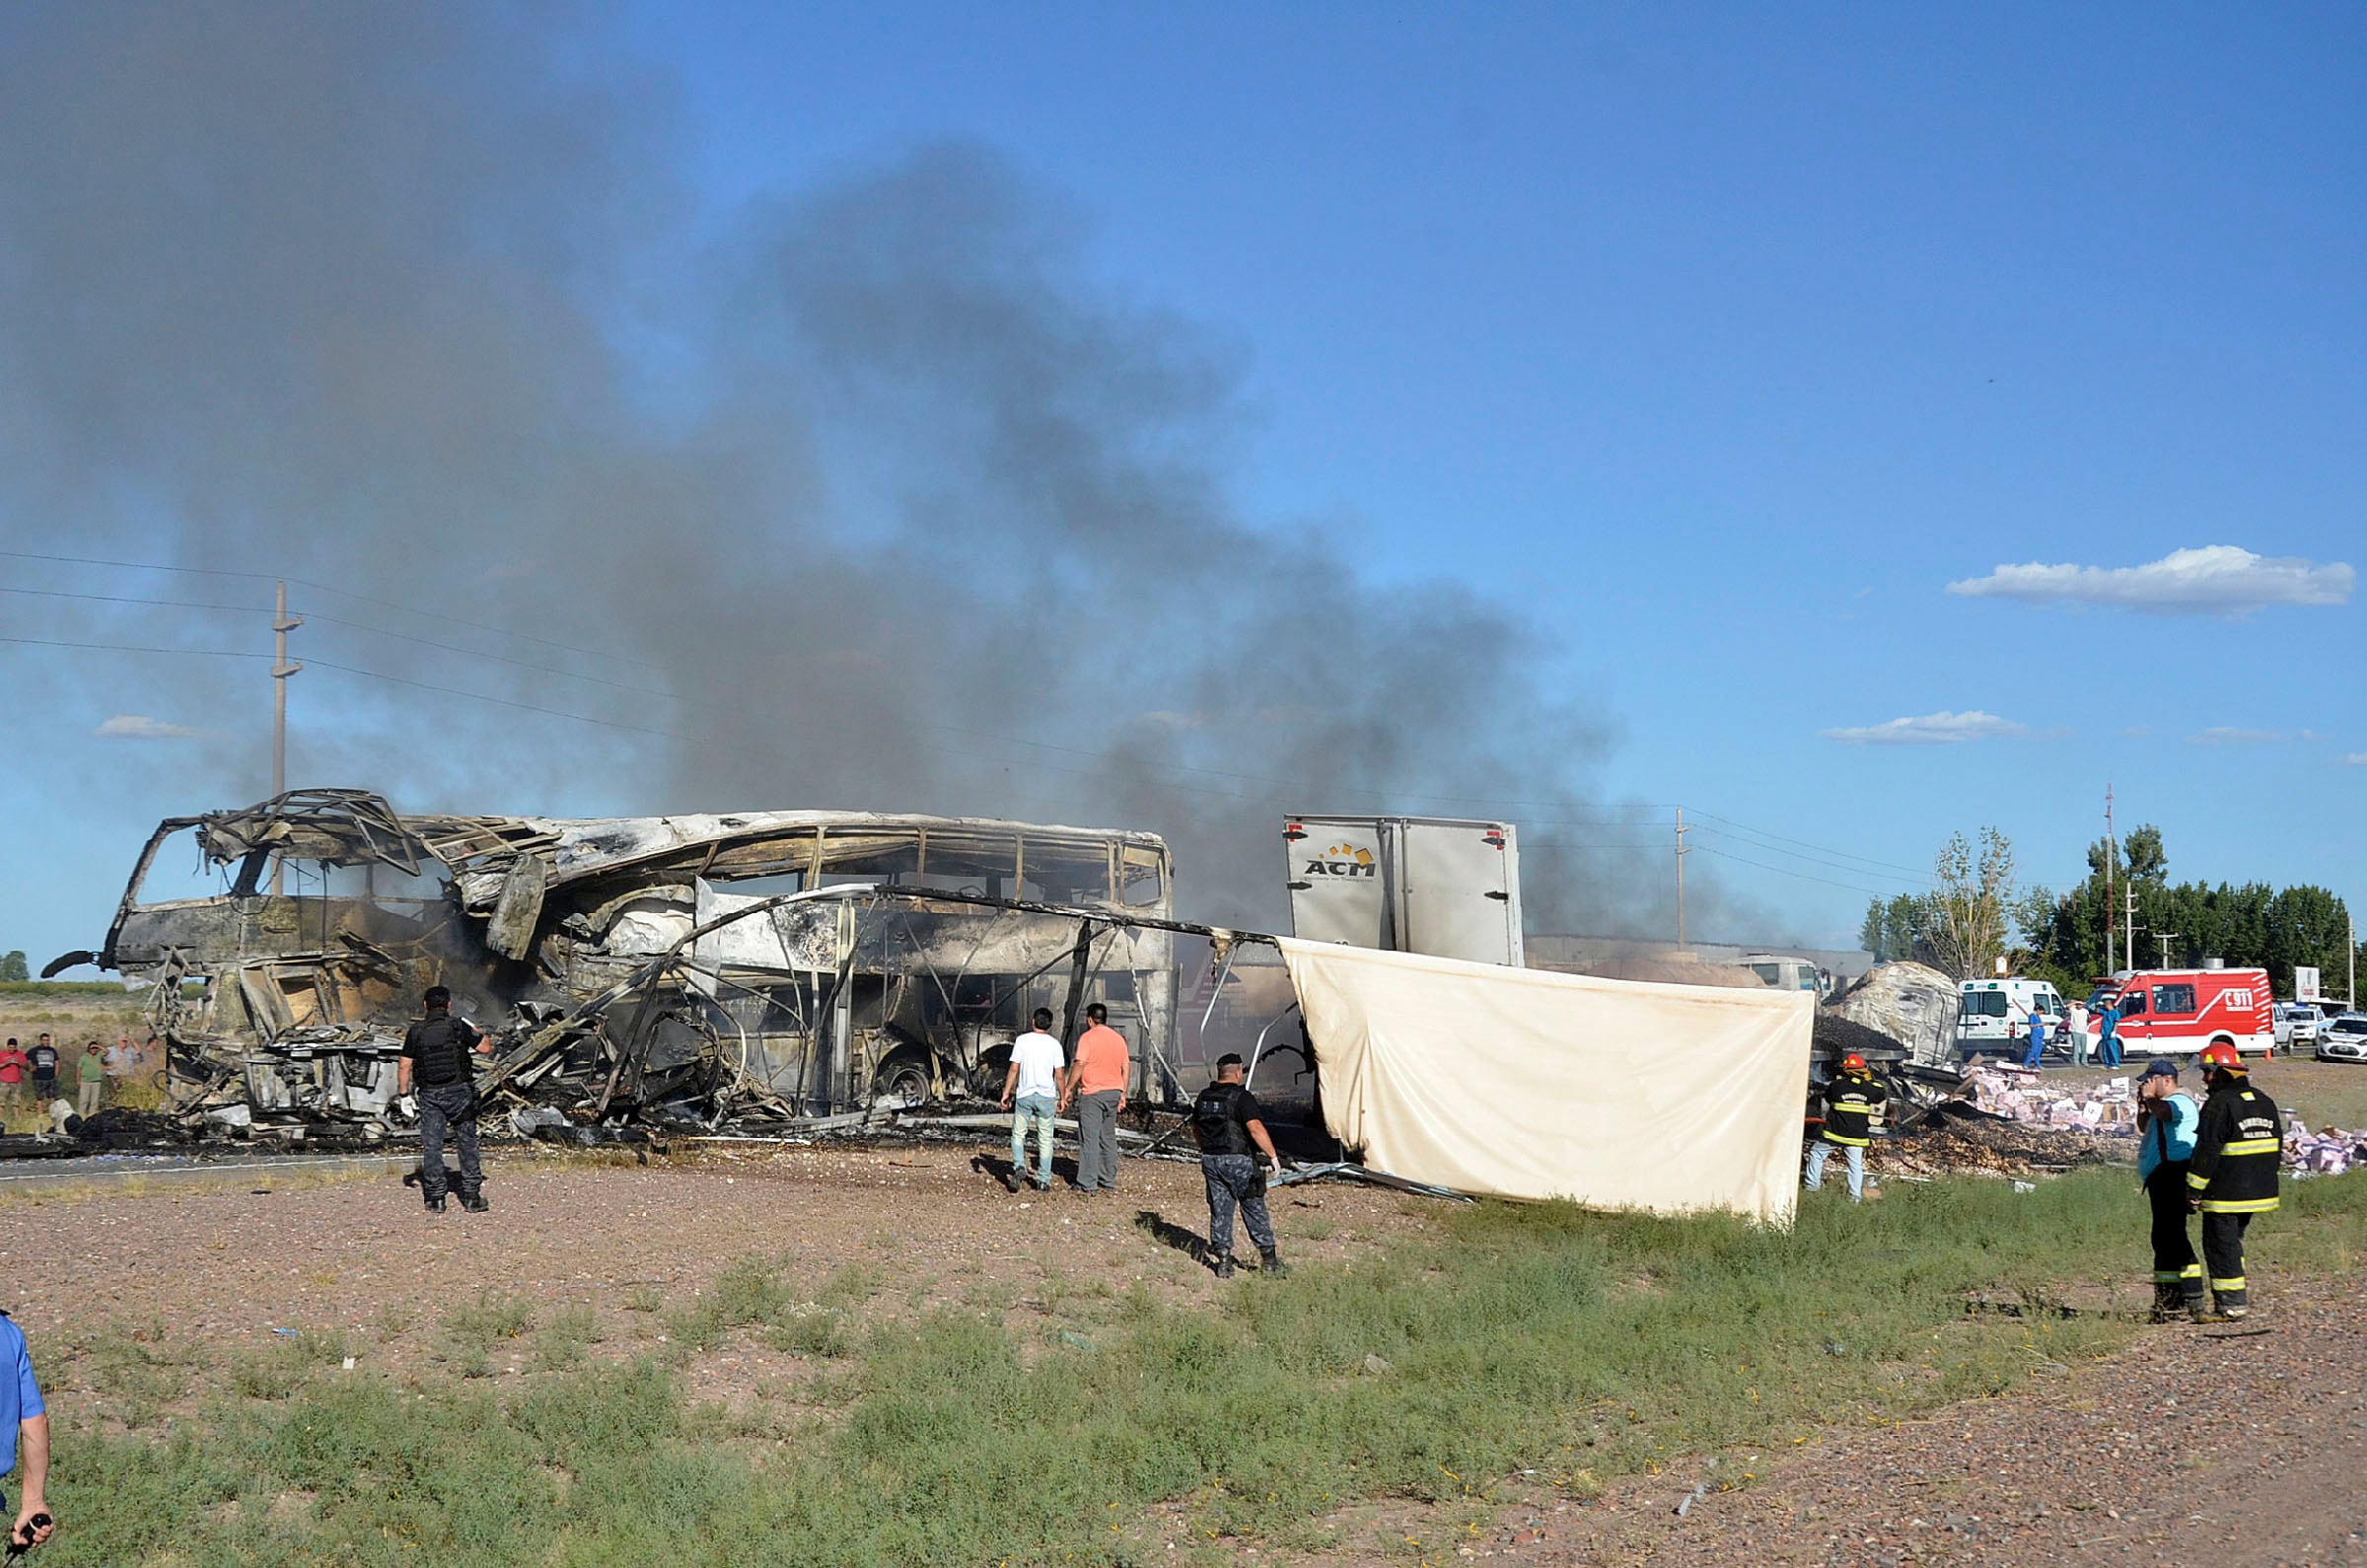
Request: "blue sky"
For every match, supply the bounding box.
[3,2,2362,965]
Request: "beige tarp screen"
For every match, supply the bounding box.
[1278,939,1815,1224]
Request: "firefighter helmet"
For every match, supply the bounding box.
[2198,1041,2244,1070]
[1840,1052,1867,1072]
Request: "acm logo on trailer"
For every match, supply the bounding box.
[1303,844,1378,879]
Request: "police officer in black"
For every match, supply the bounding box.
[1191,1053,1286,1279]
[398,986,490,1213]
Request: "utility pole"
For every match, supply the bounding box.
[2125,883,2137,973]
[2103,784,2115,977]
[269,579,303,895]
[1673,807,1691,952]
[2349,911,2356,1010]
[2156,932,2178,969]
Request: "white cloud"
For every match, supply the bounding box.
[2186,727,2284,746]
[1946,545,2353,616]
[2342,753,2367,767]
[1820,710,2027,746]
[95,714,203,740]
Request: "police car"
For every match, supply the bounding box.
[2316,1013,2367,1064]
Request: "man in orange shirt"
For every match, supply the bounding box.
[1061,1003,1129,1193]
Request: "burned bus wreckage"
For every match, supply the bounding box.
[52,789,1229,1145]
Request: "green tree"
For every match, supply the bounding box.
[1929,827,2015,981]
[0,951,26,982]
[1858,892,1931,963]
[2023,823,2353,997]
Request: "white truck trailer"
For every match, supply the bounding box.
[1282,815,1524,966]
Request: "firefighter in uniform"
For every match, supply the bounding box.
[397,986,492,1214]
[2134,1058,2204,1319]
[2185,1041,2281,1321]
[1806,1052,1886,1202]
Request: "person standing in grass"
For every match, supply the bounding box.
[24,1036,57,1111]
[1,1308,55,1554]
[0,1040,25,1119]
[1060,1003,1129,1194]
[1805,1052,1886,1201]
[2185,1041,2281,1322]
[1191,1053,1285,1278]
[72,1043,105,1120]
[2134,1058,2205,1320]
[997,1008,1066,1193]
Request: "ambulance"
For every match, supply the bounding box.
[2098,964,2273,1058]
[1956,977,2070,1059]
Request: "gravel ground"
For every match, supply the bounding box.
[9,1135,2363,1566]
[1386,1271,2367,1567]
[0,1140,1430,1392]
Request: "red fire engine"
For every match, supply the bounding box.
[2101,966,2274,1058]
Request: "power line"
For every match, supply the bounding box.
[1688,824,1931,887]
[0,633,268,660]
[4,569,1925,887]
[1684,807,1933,879]
[0,582,681,700]
[7,571,1691,813]
[1690,844,1897,899]
[0,633,681,741]
[0,547,663,675]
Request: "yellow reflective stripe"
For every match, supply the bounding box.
[2181,1265,2202,1279]
[1822,1133,1870,1147]
[2210,1276,2246,1290]
[2199,1197,2279,1213]
[2186,1173,2211,1189]
[2221,1138,2280,1155]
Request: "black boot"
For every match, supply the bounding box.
[1212,1254,1235,1279]
[1259,1249,1288,1276]
[461,1190,488,1213]
[424,1194,447,1214]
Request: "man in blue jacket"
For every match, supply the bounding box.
[1,1308,53,1554]
[2134,1058,2203,1320]
[2094,1001,2122,1068]
[2018,1007,2049,1070]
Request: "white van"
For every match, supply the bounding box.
[1957,978,2070,1060]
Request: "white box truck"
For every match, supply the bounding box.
[1283,816,1524,966]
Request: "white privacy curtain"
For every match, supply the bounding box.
[1278,939,1816,1224]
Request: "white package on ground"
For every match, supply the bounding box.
[1279,938,1815,1224]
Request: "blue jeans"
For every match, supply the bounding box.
[1805,1139,1865,1201]
[1010,1094,1055,1188]
[2098,1034,2120,1067]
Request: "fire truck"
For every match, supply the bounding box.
[2098,964,2273,1058]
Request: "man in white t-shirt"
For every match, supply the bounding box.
[998,1008,1069,1193]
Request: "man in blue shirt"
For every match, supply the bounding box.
[2135,1059,2204,1321]
[1,1309,52,1553]
[2019,1007,2048,1070]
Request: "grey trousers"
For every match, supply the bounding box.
[1202,1154,1274,1258]
[1074,1090,1122,1190]
[417,1081,482,1200]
